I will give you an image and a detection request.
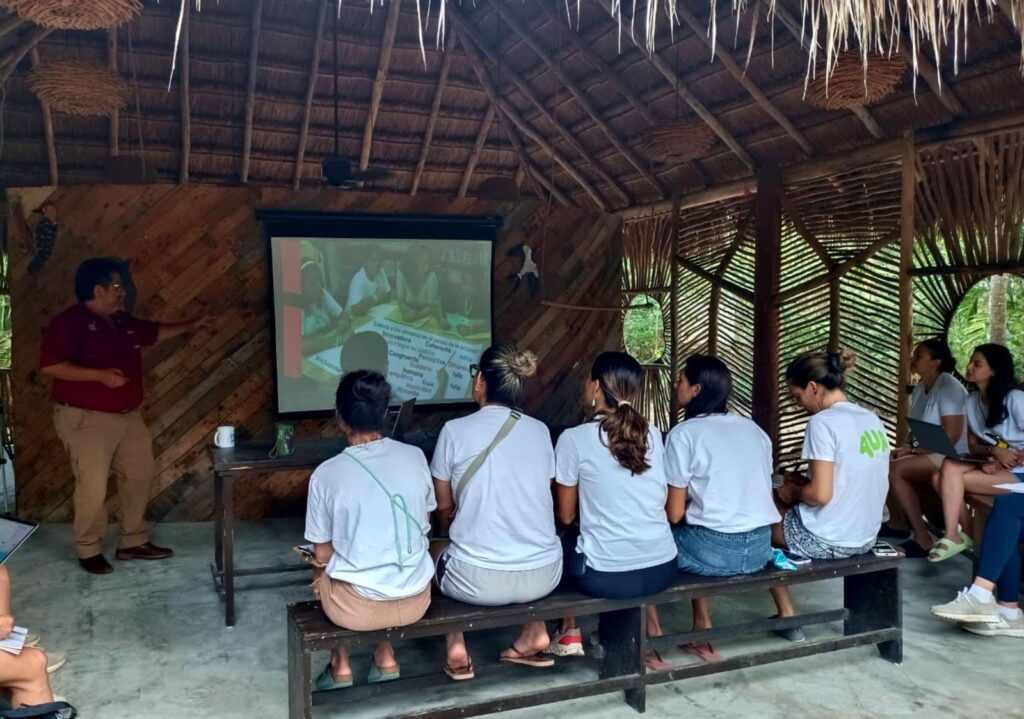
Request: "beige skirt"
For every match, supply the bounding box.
[314,573,430,631]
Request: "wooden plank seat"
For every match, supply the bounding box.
[287,554,901,719]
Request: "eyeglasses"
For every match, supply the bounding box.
[469,364,480,378]
[107,282,124,291]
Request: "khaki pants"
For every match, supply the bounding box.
[314,573,430,631]
[53,405,154,558]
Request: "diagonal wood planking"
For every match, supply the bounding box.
[9,185,621,522]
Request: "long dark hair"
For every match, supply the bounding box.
[591,351,650,475]
[974,343,1019,427]
[682,354,732,420]
[786,349,856,390]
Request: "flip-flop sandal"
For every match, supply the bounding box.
[368,663,400,683]
[644,649,671,671]
[899,539,931,558]
[444,661,475,681]
[928,533,974,563]
[681,641,724,663]
[500,643,555,668]
[315,663,353,691]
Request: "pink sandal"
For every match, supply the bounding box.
[681,641,724,664]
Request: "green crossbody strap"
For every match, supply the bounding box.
[454,410,521,506]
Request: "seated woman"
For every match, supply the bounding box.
[301,260,350,356]
[930,493,1024,637]
[346,251,392,317]
[887,339,966,557]
[0,567,56,710]
[930,344,1024,562]
[396,247,446,329]
[775,350,889,558]
[546,352,678,664]
[305,371,435,690]
[431,344,562,680]
[662,354,785,662]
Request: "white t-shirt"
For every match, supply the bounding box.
[555,422,677,572]
[664,414,781,534]
[305,438,435,600]
[910,373,968,453]
[430,405,561,571]
[798,402,889,548]
[346,267,392,313]
[966,388,1024,457]
[303,288,343,336]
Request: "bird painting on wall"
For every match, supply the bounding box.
[507,243,540,296]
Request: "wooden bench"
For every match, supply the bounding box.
[287,554,901,719]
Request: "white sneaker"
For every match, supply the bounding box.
[963,613,1024,637]
[543,628,585,657]
[931,589,1001,624]
[45,650,67,674]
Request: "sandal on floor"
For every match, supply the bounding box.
[315,663,353,691]
[644,649,671,671]
[899,539,931,559]
[681,641,724,663]
[368,663,400,683]
[928,533,974,563]
[499,643,555,668]
[444,660,475,681]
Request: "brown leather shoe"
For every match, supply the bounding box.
[115,542,174,561]
[79,554,114,574]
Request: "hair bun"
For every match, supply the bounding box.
[509,350,538,379]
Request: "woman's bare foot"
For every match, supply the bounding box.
[500,621,550,659]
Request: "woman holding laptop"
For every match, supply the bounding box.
[929,344,1024,563]
[887,339,967,557]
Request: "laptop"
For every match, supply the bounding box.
[0,517,37,566]
[389,398,416,441]
[907,418,988,464]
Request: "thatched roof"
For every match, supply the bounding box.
[1,0,1023,211]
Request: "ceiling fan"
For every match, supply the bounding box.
[320,7,392,188]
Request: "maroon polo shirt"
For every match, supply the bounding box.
[40,304,160,413]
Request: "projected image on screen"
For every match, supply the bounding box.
[270,236,492,413]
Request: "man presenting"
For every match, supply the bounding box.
[40,258,208,574]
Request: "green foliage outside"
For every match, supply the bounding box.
[947,275,1024,376]
[623,294,666,364]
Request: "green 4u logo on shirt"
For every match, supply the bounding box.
[859,430,889,458]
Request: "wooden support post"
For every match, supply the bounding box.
[669,192,681,423]
[29,50,58,186]
[707,285,721,355]
[293,0,329,190]
[361,0,402,172]
[828,279,841,352]
[458,104,495,198]
[897,131,916,446]
[411,39,454,195]
[240,0,264,184]
[179,0,191,185]
[752,167,782,446]
[0,26,52,89]
[107,29,119,156]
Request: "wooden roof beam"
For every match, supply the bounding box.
[29,49,57,186]
[448,8,629,207]
[292,0,329,190]
[900,34,968,118]
[458,104,495,198]
[450,13,610,211]
[0,15,24,40]
[676,4,814,156]
[772,1,885,140]
[179,2,191,185]
[496,4,668,197]
[240,0,264,184]
[0,25,52,88]
[107,29,119,156]
[411,39,454,196]
[361,0,401,172]
[505,124,573,206]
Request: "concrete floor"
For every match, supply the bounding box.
[8,518,1021,719]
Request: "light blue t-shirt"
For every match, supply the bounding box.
[555,422,678,573]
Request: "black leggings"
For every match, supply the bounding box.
[561,529,678,600]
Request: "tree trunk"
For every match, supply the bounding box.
[990,274,1008,345]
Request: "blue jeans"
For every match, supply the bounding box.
[674,524,773,576]
[560,530,678,599]
[977,494,1024,603]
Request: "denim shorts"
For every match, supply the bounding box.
[673,524,773,576]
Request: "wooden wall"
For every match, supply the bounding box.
[6,185,621,522]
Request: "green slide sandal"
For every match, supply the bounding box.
[927,533,974,563]
[315,663,354,691]
[368,664,401,683]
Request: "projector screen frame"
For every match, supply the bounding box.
[257,209,503,419]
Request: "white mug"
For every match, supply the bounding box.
[214,426,235,448]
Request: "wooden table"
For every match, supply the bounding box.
[209,438,346,626]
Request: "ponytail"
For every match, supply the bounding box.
[591,352,650,475]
